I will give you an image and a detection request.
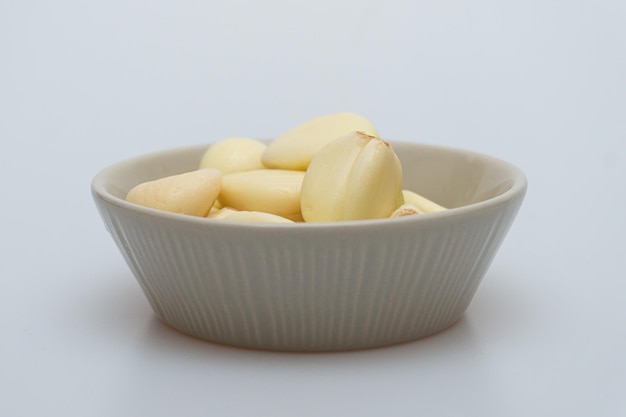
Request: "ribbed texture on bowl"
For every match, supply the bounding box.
[92,141,527,351]
[94,195,522,351]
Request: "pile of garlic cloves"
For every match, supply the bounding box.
[125,113,447,223]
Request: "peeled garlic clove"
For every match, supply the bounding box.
[212,199,223,210]
[207,206,238,219]
[199,137,266,174]
[394,188,406,210]
[402,190,447,213]
[126,168,221,217]
[262,112,378,171]
[301,131,403,222]
[218,210,294,223]
[390,203,423,218]
[219,169,305,221]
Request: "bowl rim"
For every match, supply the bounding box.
[91,141,527,230]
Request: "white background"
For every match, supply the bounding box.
[2,1,625,416]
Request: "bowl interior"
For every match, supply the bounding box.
[393,142,523,209]
[93,141,525,211]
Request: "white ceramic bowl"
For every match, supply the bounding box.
[92,141,526,351]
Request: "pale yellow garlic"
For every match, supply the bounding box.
[394,189,406,210]
[199,137,266,174]
[219,169,305,221]
[262,112,378,171]
[212,199,223,210]
[125,168,221,217]
[390,203,423,218]
[216,210,294,223]
[207,207,238,219]
[300,131,403,222]
[402,190,447,213]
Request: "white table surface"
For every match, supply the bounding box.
[2,1,625,416]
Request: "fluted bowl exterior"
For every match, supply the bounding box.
[92,141,526,351]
